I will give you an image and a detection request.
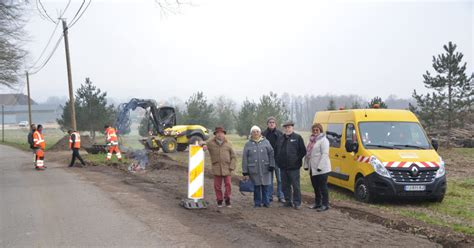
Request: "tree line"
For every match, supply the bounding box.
[58,42,472,144]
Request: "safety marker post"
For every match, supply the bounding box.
[181,144,208,209]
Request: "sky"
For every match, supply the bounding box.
[2,0,473,103]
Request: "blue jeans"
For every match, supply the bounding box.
[254,185,272,207]
[268,167,284,200]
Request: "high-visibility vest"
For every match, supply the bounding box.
[69,132,81,149]
[33,131,45,150]
[106,127,118,145]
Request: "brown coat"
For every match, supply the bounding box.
[207,137,236,176]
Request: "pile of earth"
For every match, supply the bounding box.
[49,135,95,151]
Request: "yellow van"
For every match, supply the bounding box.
[313,109,446,203]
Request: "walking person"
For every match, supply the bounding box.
[104,125,122,161]
[207,127,236,208]
[33,124,46,170]
[275,121,306,209]
[242,126,275,208]
[304,123,331,212]
[68,130,86,168]
[262,116,285,203]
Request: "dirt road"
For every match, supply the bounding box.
[1,145,440,247]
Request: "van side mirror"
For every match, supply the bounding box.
[345,141,359,153]
[431,139,439,151]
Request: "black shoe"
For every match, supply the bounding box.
[68,165,73,167]
[263,203,270,208]
[282,202,293,208]
[308,204,322,209]
[317,206,329,212]
[225,200,231,208]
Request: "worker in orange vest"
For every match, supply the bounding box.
[33,124,46,170]
[68,130,86,167]
[104,125,122,161]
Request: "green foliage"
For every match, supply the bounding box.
[367,96,388,109]
[255,92,289,128]
[351,101,362,109]
[213,96,237,131]
[182,91,215,128]
[410,92,445,131]
[138,115,152,137]
[326,98,336,110]
[413,42,474,133]
[236,99,257,137]
[57,78,116,139]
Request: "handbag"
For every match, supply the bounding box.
[239,179,255,194]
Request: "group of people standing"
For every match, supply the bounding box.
[207,117,331,212]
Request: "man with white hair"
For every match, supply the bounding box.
[275,121,307,209]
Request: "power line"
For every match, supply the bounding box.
[69,0,92,29]
[37,0,56,24]
[69,0,86,25]
[27,21,60,71]
[29,34,64,75]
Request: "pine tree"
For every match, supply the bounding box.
[183,92,215,128]
[236,99,257,137]
[409,92,445,132]
[413,42,474,142]
[57,78,116,139]
[255,92,289,129]
[213,96,237,132]
[367,96,388,109]
[326,99,336,110]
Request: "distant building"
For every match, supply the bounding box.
[1,94,61,124]
[0,93,37,106]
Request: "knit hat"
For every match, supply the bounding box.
[267,116,276,124]
[250,125,261,133]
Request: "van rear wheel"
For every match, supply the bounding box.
[355,177,376,203]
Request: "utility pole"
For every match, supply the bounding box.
[62,19,77,130]
[2,105,4,143]
[25,71,32,126]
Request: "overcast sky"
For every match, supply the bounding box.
[3,0,473,103]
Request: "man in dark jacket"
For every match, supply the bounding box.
[262,116,285,203]
[275,121,307,209]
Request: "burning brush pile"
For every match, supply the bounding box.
[125,149,178,173]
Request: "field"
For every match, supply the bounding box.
[2,128,473,236]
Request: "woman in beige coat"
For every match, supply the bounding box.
[304,123,331,212]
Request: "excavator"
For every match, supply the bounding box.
[114,98,209,153]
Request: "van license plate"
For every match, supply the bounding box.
[404,185,426,191]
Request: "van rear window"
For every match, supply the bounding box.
[326,123,343,148]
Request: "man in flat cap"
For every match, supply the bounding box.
[275,121,306,209]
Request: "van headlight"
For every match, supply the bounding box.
[436,156,446,178]
[369,156,391,178]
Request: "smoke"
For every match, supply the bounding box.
[127,149,149,172]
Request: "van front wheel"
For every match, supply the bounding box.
[355,177,376,203]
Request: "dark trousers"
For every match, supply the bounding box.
[281,169,301,206]
[254,185,271,207]
[311,173,329,207]
[69,148,85,166]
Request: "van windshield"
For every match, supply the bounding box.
[358,122,431,150]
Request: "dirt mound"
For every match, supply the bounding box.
[49,135,95,151]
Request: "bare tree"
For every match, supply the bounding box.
[0,1,26,88]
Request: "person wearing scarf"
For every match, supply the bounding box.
[304,123,331,212]
[242,125,276,208]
